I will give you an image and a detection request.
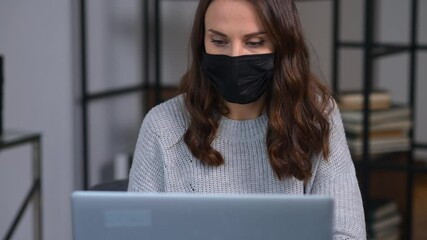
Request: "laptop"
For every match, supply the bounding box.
[71,191,333,240]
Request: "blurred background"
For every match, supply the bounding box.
[0,0,426,239]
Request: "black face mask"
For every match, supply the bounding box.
[201,52,274,104]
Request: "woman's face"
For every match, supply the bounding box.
[204,0,274,56]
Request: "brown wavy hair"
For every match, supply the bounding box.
[179,0,333,182]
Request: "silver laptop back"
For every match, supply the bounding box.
[71,191,333,240]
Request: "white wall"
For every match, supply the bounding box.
[297,1,333,84]
[160,1,199,86]
[0,0,75,239]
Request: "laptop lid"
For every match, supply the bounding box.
[71,191,333,240]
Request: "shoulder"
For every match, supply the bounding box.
[140,94,189,146]
[313,98,354,178]
[326,99,348,148]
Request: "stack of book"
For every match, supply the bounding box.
[338,90,392,111]
[368,198,402,240]
[337,91,411,156]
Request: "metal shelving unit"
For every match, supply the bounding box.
[78,0,192,190]
[1,131,42,240]
[79,0,162,190]
[332,0,427,239]
[1,54,43,240]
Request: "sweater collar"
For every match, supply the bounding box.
[217,113,268,141]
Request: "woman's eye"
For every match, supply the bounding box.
[246,40,265,48]
[211,39,228,47]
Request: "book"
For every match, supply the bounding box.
[338,91,391,111]
[367,199,402,240]
[369,213,402,238]
[341,105,411,124]
[369,229,401,240]
[368,198,399,220]
[368,199,399,221]
[345,129,407,140]
[347,137,410,155]
[344,119,412,135]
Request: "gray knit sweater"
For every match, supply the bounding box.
[128,95,366,239]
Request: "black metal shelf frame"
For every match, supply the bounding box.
[1,131,42,240]
[79,0,162,189]
[337,42,427,58]
[354,158,427,173]
[332,0,426,239]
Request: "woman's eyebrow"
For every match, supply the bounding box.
[243,31,267,38]
[207,29,228,37]
[207,29,267,38]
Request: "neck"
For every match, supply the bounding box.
[224,96,266,120]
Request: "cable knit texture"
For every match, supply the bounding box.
[128,95,367,239]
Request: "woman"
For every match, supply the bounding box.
[128,0,366,239]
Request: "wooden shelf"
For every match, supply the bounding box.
[414,174,427,240]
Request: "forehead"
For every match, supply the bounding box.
[204,0,265,33]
